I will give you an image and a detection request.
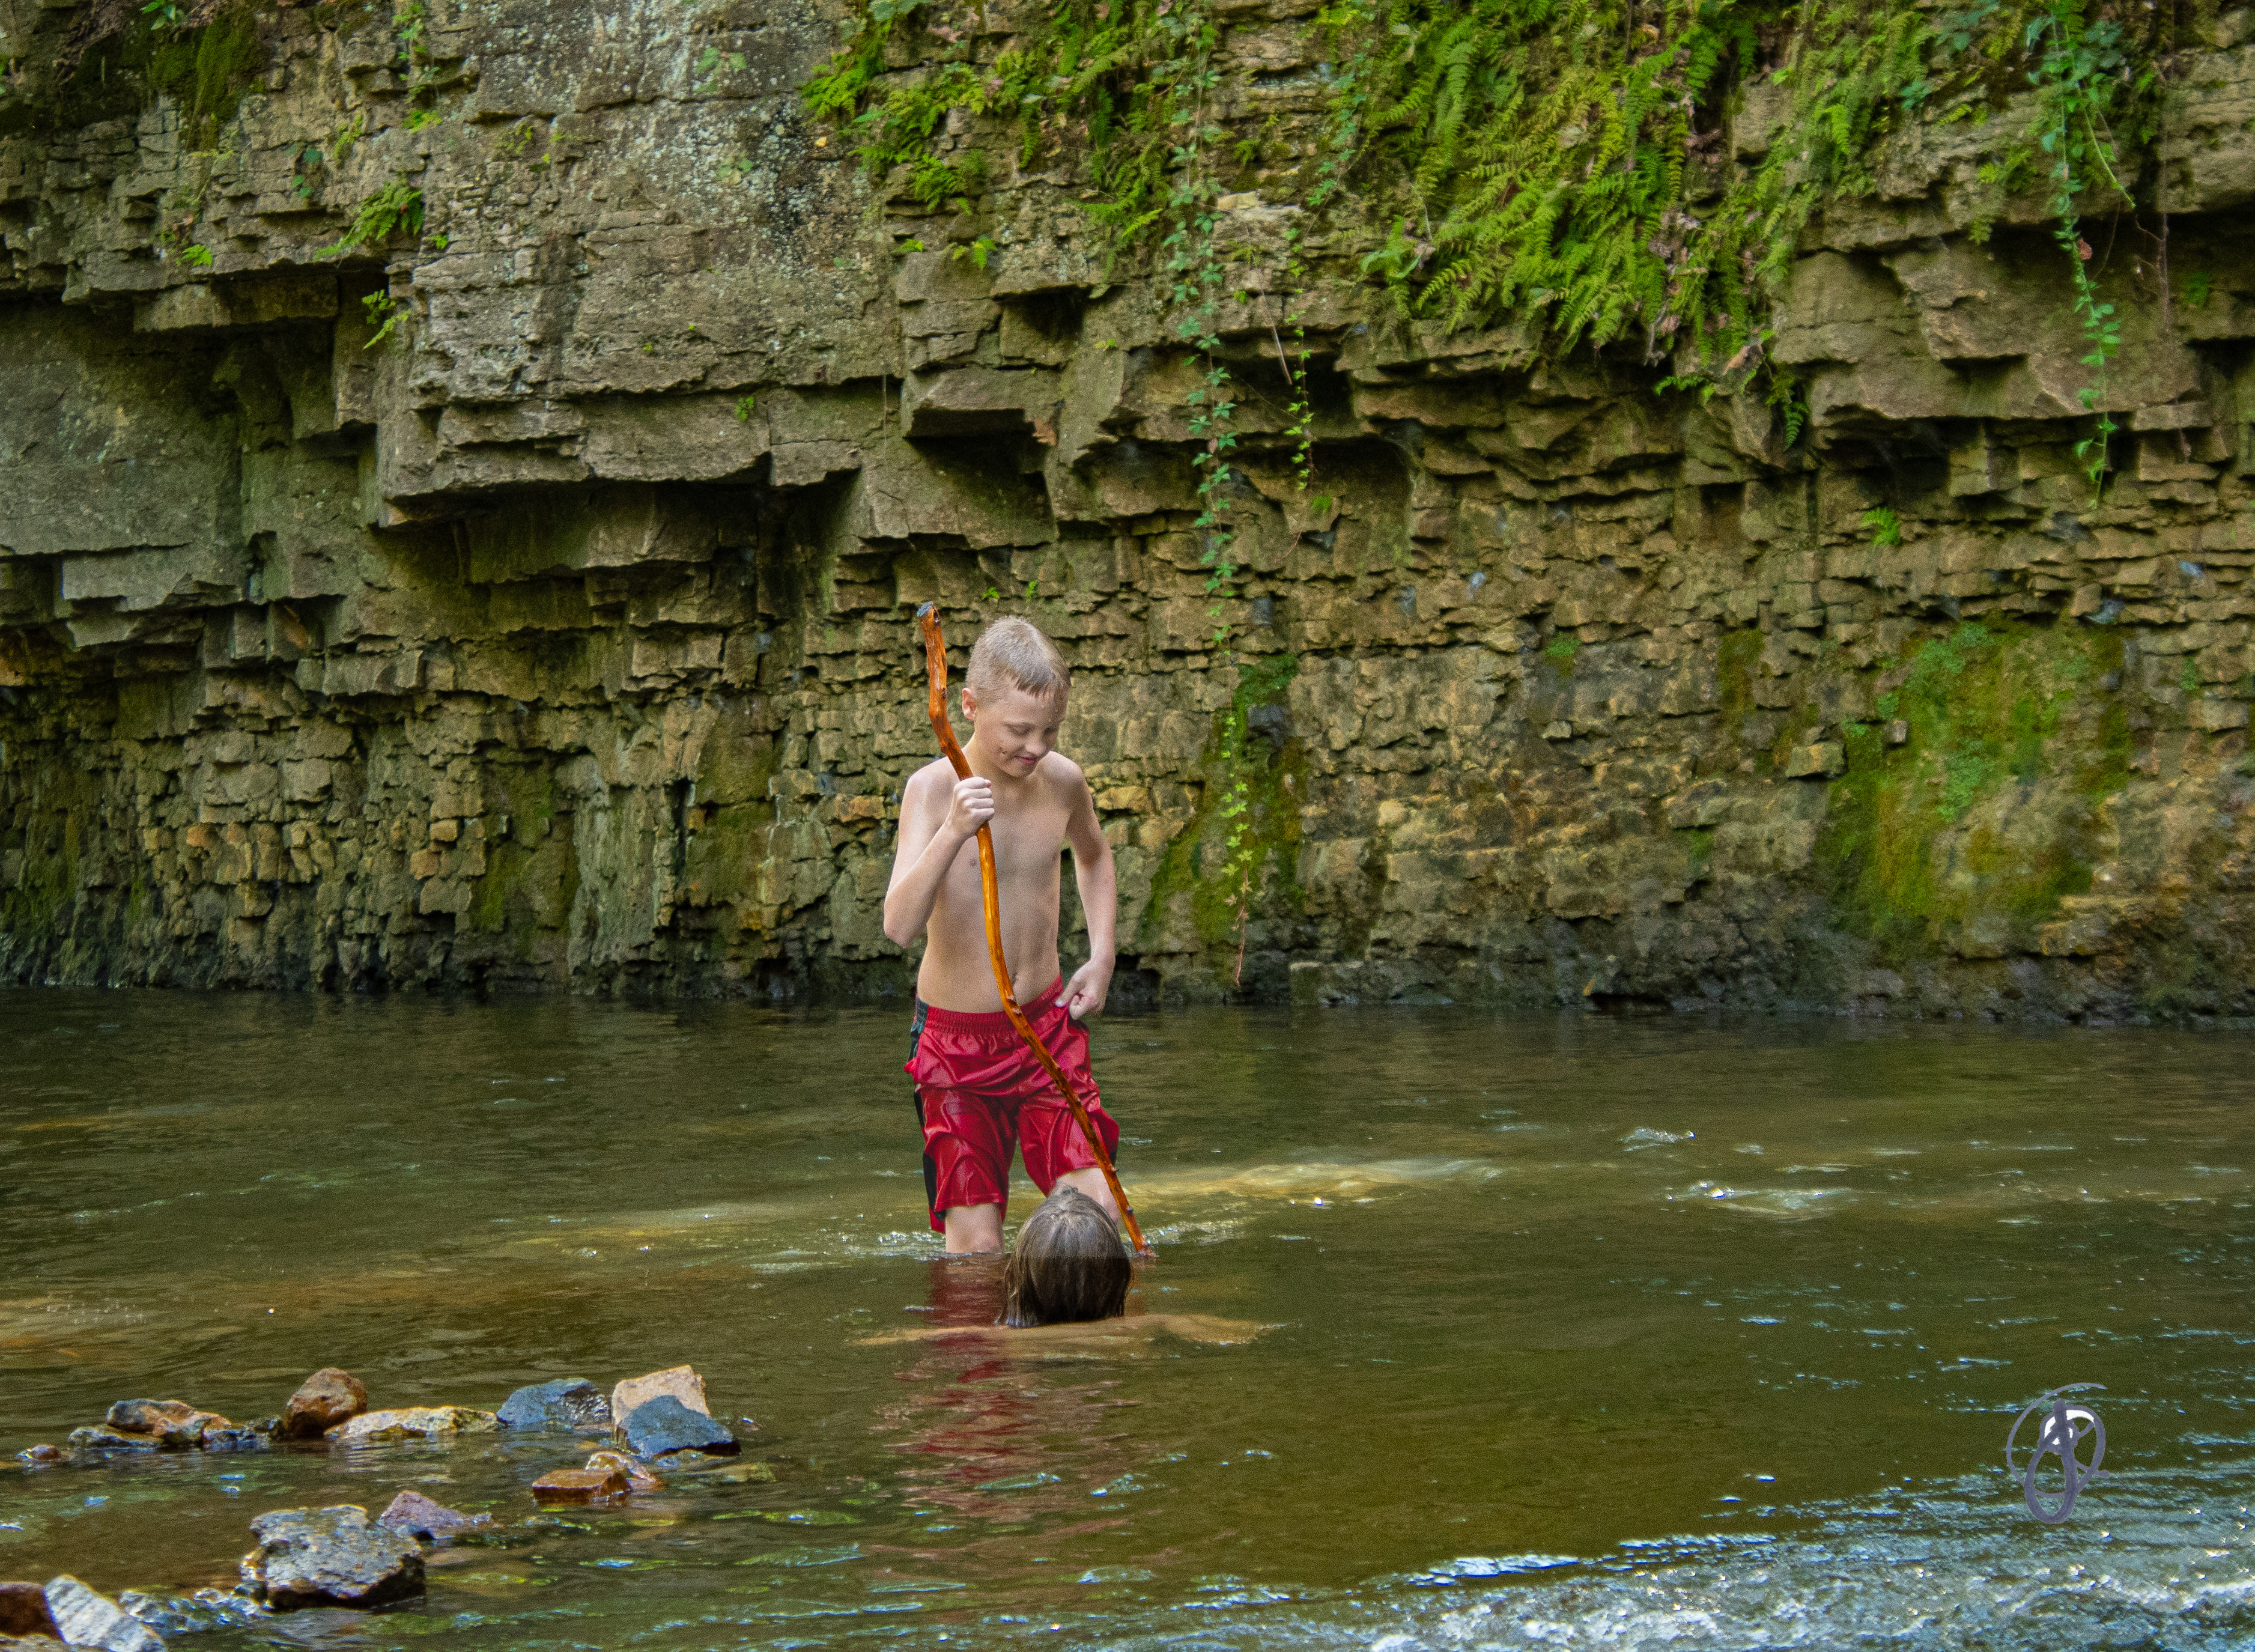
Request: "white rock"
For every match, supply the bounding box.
[43,1578,164,1652]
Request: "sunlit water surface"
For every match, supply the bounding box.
[4,991,2254,1650]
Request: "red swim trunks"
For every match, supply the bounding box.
[904,980,1121,1233]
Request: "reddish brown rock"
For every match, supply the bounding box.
[105,1398,230,1448]
[281,1369,367,1441]
[377,1490,493,1541]
[609,1365,709,1424]
[0,1584,59,1640]
[12,1446,65,1467]
[530,1467,628,1505]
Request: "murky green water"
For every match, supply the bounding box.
[4,991,2254,1650]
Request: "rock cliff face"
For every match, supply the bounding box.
[2,0,2253,1017]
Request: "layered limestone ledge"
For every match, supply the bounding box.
[1,0,2253,1017]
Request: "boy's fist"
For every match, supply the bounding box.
[945,776,995,840]
[1059,956,1112,1021]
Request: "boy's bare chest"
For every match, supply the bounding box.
[952,795,1067,885]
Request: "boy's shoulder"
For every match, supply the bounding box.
[902,756,958,798]
[1036,750,1088,796]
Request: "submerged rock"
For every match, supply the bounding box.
[375,1491,491,1541]
[240,1507,424,1611]
[0,1584,58,1639]
[42,1578,165,1652]
[199,1427,268,1454]
[114,1590,265,1638]
[12,1447,65,1468]
[610,1365,709,1423]
[63,1427,159,1454]
[529,1467,626,1505]
[496,1378,610,1433]
[581,1450,663,1491]
[325,1406,499,1446]
[619,1395,737,1459]
[280,1370,367,1441]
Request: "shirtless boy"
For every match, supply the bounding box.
[882,616,1122,1254]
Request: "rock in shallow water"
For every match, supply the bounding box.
[42,1578,165,1651]
[67,1400,252,1456]
[376,1491,491,1541]
[529,1467,627,1505]
[496,1378,610,1433]
[619,1395,737,1458]
[64,1427,158,1454]
[610,1365,709,1423]
[582,1450,663,1490]
[104,1400,229,1445]
[0,1584,59,1639]
[115,1590,265,1637]
[281,1370,367,1441]
[240,1507,424,1611]
[325,1406,499,1445]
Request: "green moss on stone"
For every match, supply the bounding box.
[1815,620,2126,961]
[1716,627,1762,719]
[1138,653,1304,953]
[4,5,269,146]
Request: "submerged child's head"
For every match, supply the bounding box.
[1001,1186,1132,1328]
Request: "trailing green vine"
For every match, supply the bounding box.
[1273,220,1331,517]
[806,0,2190,422]
[2024,2,2136,494]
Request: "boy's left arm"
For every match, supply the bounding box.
[1059,777,1116,1020]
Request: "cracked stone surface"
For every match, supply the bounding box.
[3,0,2255,1019]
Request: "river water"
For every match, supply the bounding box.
[4,991,2253,1650]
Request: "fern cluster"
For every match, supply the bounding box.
[806,0,2191,394]
[1350,0,2187,381]
[315,175,424,260]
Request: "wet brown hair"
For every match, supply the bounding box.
[1000,1186,1132,1328]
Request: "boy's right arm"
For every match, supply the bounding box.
[882,768,996,947]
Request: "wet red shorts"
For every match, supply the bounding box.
[904,980,1121,1233]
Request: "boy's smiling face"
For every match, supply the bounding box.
[964,682,1067,777]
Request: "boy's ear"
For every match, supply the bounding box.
[959,685,979,722]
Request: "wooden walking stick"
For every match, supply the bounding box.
[916,603,1153,1258]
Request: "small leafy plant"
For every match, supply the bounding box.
[361,290,404,348]
[316,178,425,259]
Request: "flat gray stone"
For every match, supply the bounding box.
[619,1395,737,1459]
[496,1377,611,1432]
[240,1507,424,1611]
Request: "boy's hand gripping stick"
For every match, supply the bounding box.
[916,604,1153,1259]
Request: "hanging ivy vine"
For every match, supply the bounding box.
[807,0,2194,484]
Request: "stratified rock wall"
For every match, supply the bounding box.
[2,0,2253,1016]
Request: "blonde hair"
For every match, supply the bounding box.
[967,616,1069,707]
